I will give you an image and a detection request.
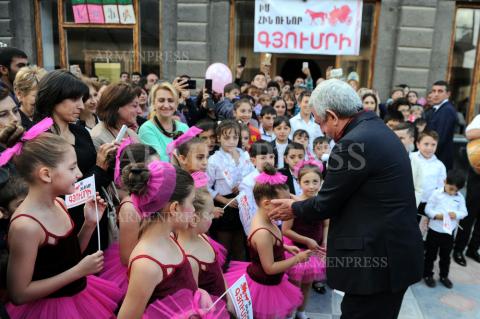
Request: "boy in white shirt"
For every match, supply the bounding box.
[289,91,323,152]
[411,130,447,225]
[423,170,467,289]
[238,141,275,235]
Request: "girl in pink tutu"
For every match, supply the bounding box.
[99,139,159,295]
[1,119,122,319]
[168,130,227,267]
[117,160,228,319]
[177,172,231,306]
[224,164,311,319]
[282,160,328,319]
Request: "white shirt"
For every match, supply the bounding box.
[466,114,480,132]
[410,151,447,205]
[207,148,255,198]
[289,113,323,152]
[275,140,288,169]
[238,170,259,235]
[425,188,468,234]
[433,99,449,112]
[260,125,275,142]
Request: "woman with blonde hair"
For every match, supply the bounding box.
[139,81,188,162]
[13,65,47,128]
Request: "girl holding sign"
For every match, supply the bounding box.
[224,164,309,319]
[1,121,122,319]
[206,120,255,262]
[117,161,228,319]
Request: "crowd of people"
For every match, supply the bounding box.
[0,45,479,319]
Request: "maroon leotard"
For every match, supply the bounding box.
[291,218,324,249]
[246,227,285,286]
[186,234,225,298]
[9,200,87,298]
[128,238,197,304]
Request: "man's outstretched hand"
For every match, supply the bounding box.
[268,198,296,221]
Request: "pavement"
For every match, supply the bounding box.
[305,256,480,319]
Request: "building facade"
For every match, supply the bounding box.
[1,0,479,122]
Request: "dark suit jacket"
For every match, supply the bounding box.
[427,100,457,170]
[270,139,291,169]
[292,112,423,295]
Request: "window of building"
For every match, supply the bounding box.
[448,5,480,123]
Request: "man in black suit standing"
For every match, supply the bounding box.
[269,79,424,319]
[426,81,457,170]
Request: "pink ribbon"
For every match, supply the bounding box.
[114,137,134,187]
[255,171,288,185]
[191,171,208,188]
[0,117,54,167]
[293,159,324,178]
[166,126,203,159]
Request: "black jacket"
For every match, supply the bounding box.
[279,167,296,195]
[426,101,457,170]
[292,112,423,295]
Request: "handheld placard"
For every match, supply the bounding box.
[115,125,128,143]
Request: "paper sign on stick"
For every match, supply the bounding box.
[443,212,453,235]
[227,275,254,319]
[65,175,96,208]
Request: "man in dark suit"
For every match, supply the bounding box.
[269,79,424,319]
[426,81,457,170]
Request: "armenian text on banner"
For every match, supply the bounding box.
[227,275,254,319]
[254,0,363,55]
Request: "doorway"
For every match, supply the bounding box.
[275,56,336,85]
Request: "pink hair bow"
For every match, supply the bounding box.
[114,137,134,187]
[255,171,288,185]
[293,159,324,178]
[0,117,54,167]
[191,171,208,188]
[166,126,203,159]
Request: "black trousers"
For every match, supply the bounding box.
[340,289,406,319]
[424,229,453,278]
[454,169,480,253]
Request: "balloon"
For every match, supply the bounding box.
[205,63,233,94]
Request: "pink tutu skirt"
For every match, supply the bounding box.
[144,288,229,319]
[99,241,128,296]
[224,261,303,319]
[7,275,122,319]
[206,236,227,268]
[283,237,326,283]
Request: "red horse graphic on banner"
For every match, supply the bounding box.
[305,5,353,26]
[305,9,328,25]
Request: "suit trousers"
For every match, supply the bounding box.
[424,228,453,278]
[454,170,480,253]
[340,288,406,319]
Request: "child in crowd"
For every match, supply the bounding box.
[384,111,404,130]
[423,170,467,289]
[117,161,228,319]
[207,120,255,261]
[233,98,261,144]
[168,127,208,173]
[272,96,287,117]
[177,174,230,302]
[283,91,297,117]
[259,106,277,142]
[3,121,122,318]
[411,130,447,226]
[289,91,323,152]
[279,142,306,196]
[283,161,328,319]
[239,141,276,235]
[271,116,291,169]
[100,140,159,295]
[392,122,415,154]
[215,83,240,120]
[293,129,313,160]
[224,165,309,319]
[414,118,427,134]
[0,175,27,248]
[239,123,251,152]
[313,136,331,163]
[196,120,218,156]
[255,94,273,117]
[267,81,280,98]
[409,105,424,122]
